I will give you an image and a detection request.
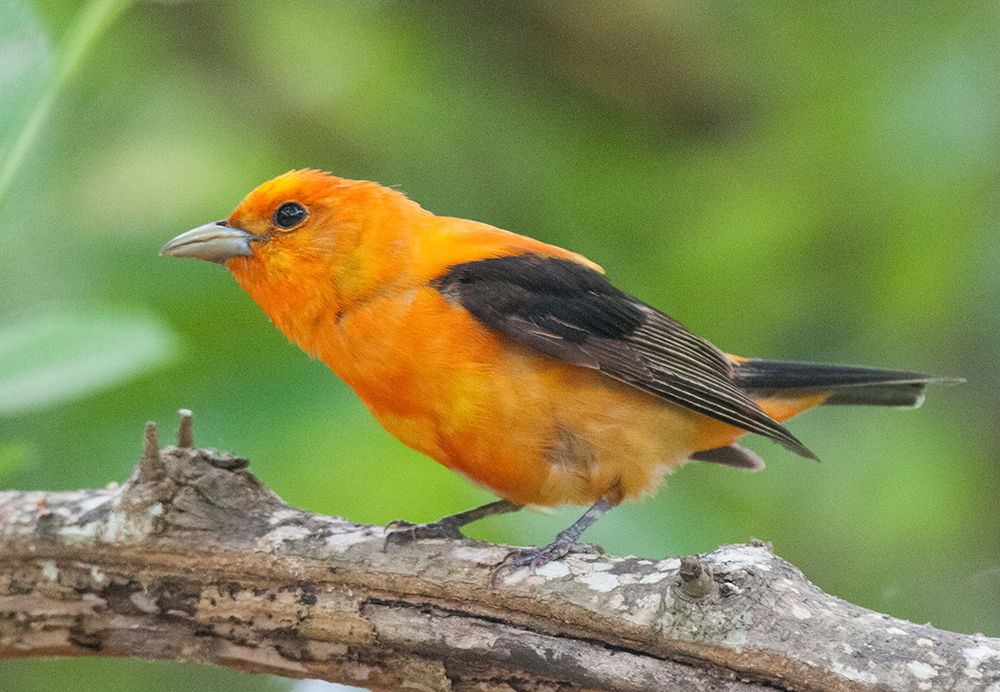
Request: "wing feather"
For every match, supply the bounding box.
[432,255,815,458]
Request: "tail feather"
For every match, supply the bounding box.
[734,359,963,408]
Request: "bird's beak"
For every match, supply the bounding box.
[160,222,261,264]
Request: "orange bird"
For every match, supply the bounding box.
[162,170,958,570]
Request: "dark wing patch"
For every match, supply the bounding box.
[432,255,815,458]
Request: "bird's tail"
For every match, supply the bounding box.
[733,359,962,408]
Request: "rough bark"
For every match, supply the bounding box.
[1,412,997,692]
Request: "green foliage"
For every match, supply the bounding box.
[2,1,997,689]
[0,0,131,203]
[0,307,176,414]
[0,0,53,199]
[0,442,30,479]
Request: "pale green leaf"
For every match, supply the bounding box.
[0,308,178,415]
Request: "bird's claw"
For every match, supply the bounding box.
[490,541,604,584]
[384,518,465,547]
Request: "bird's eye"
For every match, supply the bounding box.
[273,201,307,229]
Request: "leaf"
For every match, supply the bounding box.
[0,0,132,204]
[0,307,178,415]
[0,1,52,154]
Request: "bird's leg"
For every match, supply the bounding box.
[385,499,523,544]
[492,497,612,578]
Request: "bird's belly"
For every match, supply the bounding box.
[321,289,727,508]
[363,345,708,508]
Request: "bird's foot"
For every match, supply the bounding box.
[384,517,466,546]
[384,500,524,549]
[491,540,604,583]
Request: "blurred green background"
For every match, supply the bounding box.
[2,0,998,690]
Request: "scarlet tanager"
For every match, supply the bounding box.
[162,170,958,570]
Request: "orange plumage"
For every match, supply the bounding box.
[162,170,955,567]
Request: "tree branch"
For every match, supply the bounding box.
[1,412,997,691]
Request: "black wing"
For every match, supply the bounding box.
[432,255,814,458]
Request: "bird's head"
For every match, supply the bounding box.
[162,169,424,336]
